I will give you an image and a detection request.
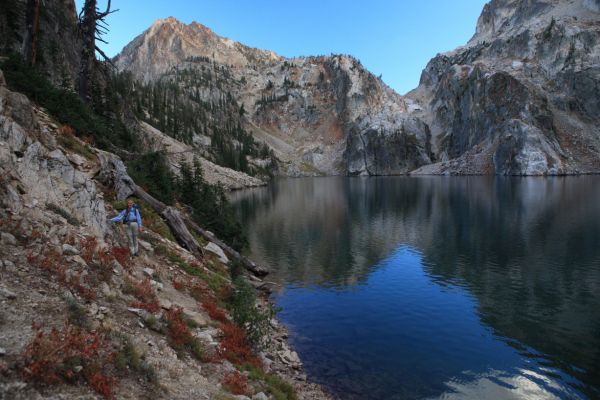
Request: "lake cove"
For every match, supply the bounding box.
[231,176,600,400]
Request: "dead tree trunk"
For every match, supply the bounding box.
[186,220,269,277]
[133,185,268,277]
[78,0,96,103]
[132,186,204,260]
[78,0,115,103]
[22,0,41,66]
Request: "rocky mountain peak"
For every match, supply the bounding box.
[116,16,280,82]
[471,0,600,43]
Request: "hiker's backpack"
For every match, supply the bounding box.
[123,204,141,223]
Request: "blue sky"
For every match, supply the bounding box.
[79,0,488,94]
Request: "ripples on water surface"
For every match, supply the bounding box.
[230,176,600,400]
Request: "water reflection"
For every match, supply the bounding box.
[230,176,600,399]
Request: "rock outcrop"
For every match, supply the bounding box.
[410,0,600,175]
[0,71,107,236]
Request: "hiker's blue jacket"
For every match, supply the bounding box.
[111,206,142,227]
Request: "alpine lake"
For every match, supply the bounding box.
[229,176,600,400]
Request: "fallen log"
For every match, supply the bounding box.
[186,219,269,277]
[132,185,204,260]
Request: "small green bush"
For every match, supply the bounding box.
[241,363,297,400]
[64,296,91,330]
[57,133,95,160]
[228,277,274,349]
[114,336,157,384]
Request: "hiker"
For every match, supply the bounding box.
[110,198,143,256]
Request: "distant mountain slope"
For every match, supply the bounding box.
[115,18,433,176]
[116,1,600,176]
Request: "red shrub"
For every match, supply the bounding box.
[219,285,232,302]
[164,307,194,348]
[222,371,249,396]
[172,279,186,291]
[189,282,211,303]
[28,250,96,300]
[68,271,97,301]
[21,322,115,399]
[86,372,115,399]
[97,249,114,268]
[126,278,159,313]
[111,247,130,267]
[80,237,97,264]
[218,323,262,368]
[60,124,76,136]
[202,300,228,324]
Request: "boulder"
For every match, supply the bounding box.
[252,393,269,400]
[138,239,153,251]
[96,150,135,200]
[1,232,16,246]
[142,267,155,277]
[62,243,80,255]
[0,287,17,300]
[183,309,208,327]
[204,242,229,264]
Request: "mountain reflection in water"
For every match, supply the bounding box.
[230,176,600,399]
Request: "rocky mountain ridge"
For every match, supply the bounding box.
[116,0,600,176]
[116,17,433,176]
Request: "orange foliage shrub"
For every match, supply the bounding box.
[164,307,194,349]
[189,281,211,303]
[28,250,96,301]
[110,247,130,267]
[202,300,228,324]
[222,371,249,396]
[172,279,186,291]
[21,322,115,399]
[87,372,115,399]
[218,323,262,368]
[59,125,76,136]
[80,237,98,264]
[126,278,159,313]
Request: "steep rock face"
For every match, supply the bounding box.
[116,19,432,176]
[0,0,81,88]
[0,69,107,236]
[411,0,600,175]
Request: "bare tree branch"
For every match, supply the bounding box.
[95,45,114,66]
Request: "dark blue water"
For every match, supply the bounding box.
[230,176,600,400]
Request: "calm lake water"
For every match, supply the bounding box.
[229,176,600,400]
